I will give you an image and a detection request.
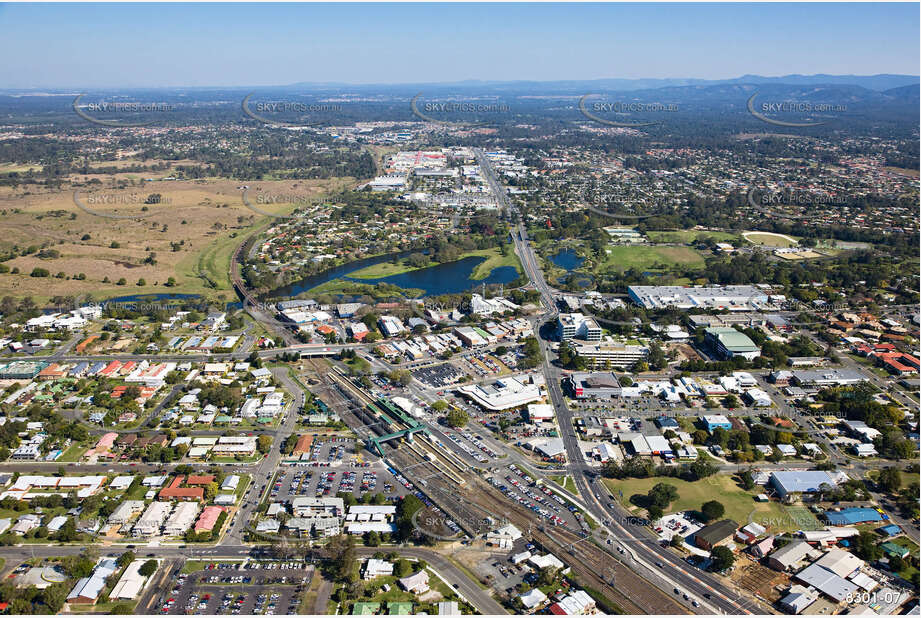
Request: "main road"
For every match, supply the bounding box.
[0,543,504,616]
[477,150,770,614]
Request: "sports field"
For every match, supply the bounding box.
[782,505,822,531]
[742,231,799,247]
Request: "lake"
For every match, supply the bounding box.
[270,251,520,299]
[549,248,584,270]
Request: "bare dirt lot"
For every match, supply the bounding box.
[730,554,789,603]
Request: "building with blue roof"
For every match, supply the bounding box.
[700,414,732,433]
[87,361,106,376]
[656,416,679,429]
[824,507,882,526]
[877,524,902,537]
[69,362,89,377]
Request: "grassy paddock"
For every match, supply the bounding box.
[348,246,522,281]
[549,475,578,495]
[602,474,799,531]
[601,245,705,273]
[349,260,425,280]
[58,443,88,462]
[467,246,523,280]
[307,279,424,299]
[646,229,740,244]
[0,176,349,302]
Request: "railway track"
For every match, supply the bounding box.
[461,474,687,615]
[326,364,684,613]
[386,447,491,539]
[388,434,683,614]
[406,437,468,485]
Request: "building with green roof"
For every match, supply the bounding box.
[387,602,413,615]
[880,541,909,559]
[352,602,380,615]
[704,327,761,361]
[0,361,47,379]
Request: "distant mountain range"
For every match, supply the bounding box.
[284,74,919,93]
[2,73,917,97]
[576,82,919,106]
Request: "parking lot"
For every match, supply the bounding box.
[470,537,571,599]
[654,512,703,545]
[268,464,409,503]
[461,352,510,377]
[411,363,465,388]
[571,394,692,414]
[159,564,312,616]
[302,437,357,464]
[481,554,529,593]
[485,463,581,529]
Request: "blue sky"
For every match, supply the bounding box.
[0,3,917,88]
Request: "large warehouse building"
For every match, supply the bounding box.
[627,285,770,311]
[705,327,761,361]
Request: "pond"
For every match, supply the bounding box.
[548,248,584,271]
[558,272,594,289]
[270,251,520,299]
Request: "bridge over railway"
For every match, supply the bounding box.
[368,425,427,456]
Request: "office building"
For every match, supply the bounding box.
[570,341,648,369]
[557,313,602,341]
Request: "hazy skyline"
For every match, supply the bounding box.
[0,2,918,89]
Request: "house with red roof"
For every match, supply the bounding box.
[83,432,118,461]
[876,352,920,376]
[186,475,215,486]
[159,475,204,501]
[37,363,65,381]
[99,361,122,377]
[194,506,225,533]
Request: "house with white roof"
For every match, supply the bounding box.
[109,559,154,600]
[363,558,394,580]
[520,588,547,610]
[67,558,118,604]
